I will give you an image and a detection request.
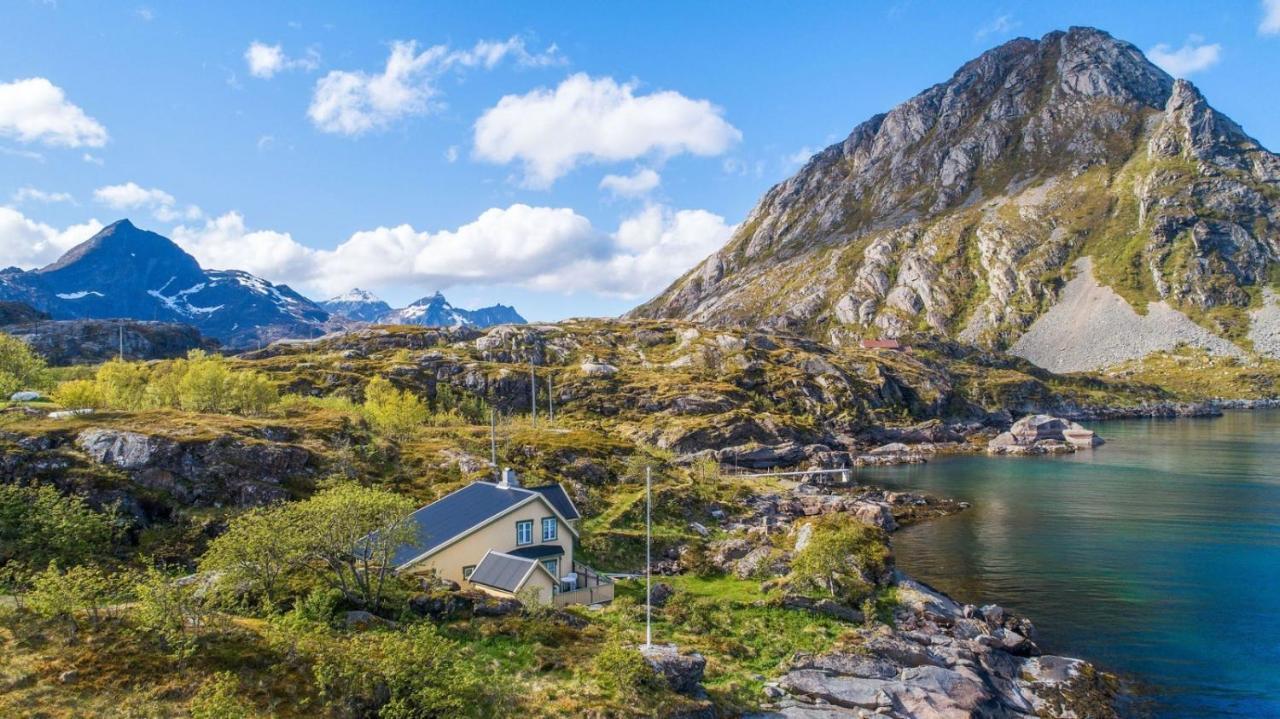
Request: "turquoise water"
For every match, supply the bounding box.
[856,409,1280,718]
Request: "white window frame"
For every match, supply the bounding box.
[542,558,559,580]
[516,519,533,546]
[462,565,476,580]
[541,516,557,542]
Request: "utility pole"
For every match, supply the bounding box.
[644,465,652,649]
[490,408,499,481]
[547,374,554,424]
[530,361,537,428]
[118,324,124,361]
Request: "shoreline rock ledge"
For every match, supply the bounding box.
[988,415,1103,456]
[752,575,1119,719]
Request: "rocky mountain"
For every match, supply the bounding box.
[379,291,526,328]
[319,288,392,322]
[2,317,213,365]
[631,27,1280,372]
[0,219,329,348]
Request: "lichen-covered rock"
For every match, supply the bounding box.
[641,644,706,696]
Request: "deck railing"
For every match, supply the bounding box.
[553,560,614,607]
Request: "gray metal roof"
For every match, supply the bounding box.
[390,480,578,568]
[468,551,541,593]
[507,544,564,560]
[528,484,580,520]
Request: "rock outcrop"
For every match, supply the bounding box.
[631,28,1280,369]
[988,414,1102,455]
[762,577,1118,718]
[4,318,212,365]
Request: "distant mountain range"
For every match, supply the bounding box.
[0,219,525,348]
[321,289,525,328]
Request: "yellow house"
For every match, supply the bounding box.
[390,472,613,607]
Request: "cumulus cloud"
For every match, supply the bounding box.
[0,78,108,148]
[245,41,320,79]
[93,182,202,223]
[1263,0,1280,35]
[309,37,561,136]
[474,74,741,188]
[0,207,102,268]
[1148,38,1222,77]
[171,212,317,280]
[600,168,661,198]
[527,205,734,298]
[164,202,730,301]
[10,187,74,205]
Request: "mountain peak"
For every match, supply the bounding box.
[328,288,383,304]
[632,26,1279,369]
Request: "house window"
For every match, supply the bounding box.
[462,565,476,580]
[542,558,559,579]
[516,519,533,545]
[542,517,557,542]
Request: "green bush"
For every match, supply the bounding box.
[51,379,104,409]
[0,332,47,397]
[26,561,121,638]
[95,358,149,410]
[788,518,891,605]
[0,484,115,571]
[591,635,660,700]
[362,377,429,440]
[189,671,254,719]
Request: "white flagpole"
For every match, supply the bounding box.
[645,465,652,649]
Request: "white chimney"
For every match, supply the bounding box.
[499,467,520,488]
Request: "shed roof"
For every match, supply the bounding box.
[467,550,554,593]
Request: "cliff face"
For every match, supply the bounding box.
[631,28,1280,367]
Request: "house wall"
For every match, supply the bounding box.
[404,499,574,586]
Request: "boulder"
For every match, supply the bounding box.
[648,582,675,608]
[344,610,393,630]
[851,501,898,531]
[641,644,706,696]
[734,546,775,579]
[9,391,41,402]
[580,361,619,377]
[473,596,523,617]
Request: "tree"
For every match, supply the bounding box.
[133,565,217,660]
[51,379,104,409]
[26,561,121,639]
[199,504,304,608]
[788,518,891,605]
[228,371,278,415]
[0,332,47,397]
[178,350,235,413]
[591,634,661,700]
[0,484,115,571]
[95,358,150,410]
[293,483,417,612]
[362,377,428,440]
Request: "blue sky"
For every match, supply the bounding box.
[3,1,1279,320]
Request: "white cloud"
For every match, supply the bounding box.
[309,37,561,136]
[784,146,816,169]
[93,182,202,223]
[444,145,459,163]
[82,152,103,165]
[1262,0,1280,35]
[975,14,1019,40]
[0,78,108,148]
[527,205,735,298]
[474,74,741,188]
[0,207,102,268]
[135,6,154,22]
[171,212,317,279]
[257,134,275,151]
[245,41,320,79]
[1147,39,1222,77]
[10,187,74,205]
[166,202,729,301]
[600,168,661,198]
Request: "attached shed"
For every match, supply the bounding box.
[467,550,558,604]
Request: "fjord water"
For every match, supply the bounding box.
[858,409,1280,718]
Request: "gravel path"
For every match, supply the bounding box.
[1010,257,1246,372]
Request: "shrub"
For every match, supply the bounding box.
[190,671,254,719]
[788,518,891,605]
[362,377,429,440]
[26,561,121,638]
[178,351,235,413]
[133,566,218,660]
[591,635,660,700]
[0,332,47,396]
[199,504,304,609]
[313,623,497,718]
[95,358,149,410]
[0,484,115,570]
[52,379,104,409]
[228,371,278,415]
